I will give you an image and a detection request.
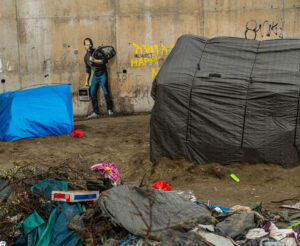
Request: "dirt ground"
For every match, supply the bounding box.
[0,114,300,211]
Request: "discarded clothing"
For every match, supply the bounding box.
[22,211,45,237]
[97,185,211,238]
[238,237,284,246]
[31,178,68,201]
[246,221,299,243]
[18,203,82,246]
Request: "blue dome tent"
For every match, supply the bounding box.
[0,84,74,141]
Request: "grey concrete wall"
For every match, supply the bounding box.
[0,0,299,116]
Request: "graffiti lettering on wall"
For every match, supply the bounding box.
[130,42,175,79]
[245,20,283,40]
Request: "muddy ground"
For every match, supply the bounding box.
[0,114,299,211]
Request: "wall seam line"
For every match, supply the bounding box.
[15,0,22,89]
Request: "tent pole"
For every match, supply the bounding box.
[185,40,208,143]
[241,41,261,148]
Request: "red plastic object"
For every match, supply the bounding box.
[71,130,85,138]
[152,181,172,191]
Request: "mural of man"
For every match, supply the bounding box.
[84,37,114,119]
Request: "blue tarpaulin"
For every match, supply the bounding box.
[0,85,74,141]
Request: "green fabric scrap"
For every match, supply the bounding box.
[22,210,45,237]
[36,207,58,246]
[30,178,68,200]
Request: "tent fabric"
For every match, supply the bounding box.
[150,34,300,167]
[0,85,73,141]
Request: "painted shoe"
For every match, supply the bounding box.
[108,110,114,116]
[87,112,99,119]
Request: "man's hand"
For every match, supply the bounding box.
[89,56,103,64]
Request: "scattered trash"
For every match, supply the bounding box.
[229,205,264,221]
[18,203,82,246]
[0,179,13,202]
[7,214,22,223]
[194,200,230,213]
[215,213,256,240]
[1,159,300,245]
[193,225,234,246]
[86,178,113,192]
[91,162,121,185]
[214,207,224,214]
[230,173,240,183]
[52,190,99,202]
[175,190,197,201]
[245,221,300,245]
[288,221,300,229]
[31,178,68,200]
[97,185,211,238]
[281,202,300,210]
[116,234,141,246]
[152,180,172,191]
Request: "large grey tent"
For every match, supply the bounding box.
[150,34,300,168]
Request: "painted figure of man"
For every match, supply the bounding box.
[84,38,114,119]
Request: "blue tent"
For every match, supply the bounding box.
[0,85,74,141]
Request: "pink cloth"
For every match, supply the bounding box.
[91,162,121,185]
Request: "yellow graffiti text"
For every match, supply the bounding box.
[131,57,161,67]
[152,67,160,79]
[132,42,175,56]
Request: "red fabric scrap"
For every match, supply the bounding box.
[72,130,85,138]
[152,181,172,191]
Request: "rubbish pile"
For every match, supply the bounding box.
[0,159,300,246]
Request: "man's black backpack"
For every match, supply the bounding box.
[92,46,116,61]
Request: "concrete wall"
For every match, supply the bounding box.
[0,0,299,116]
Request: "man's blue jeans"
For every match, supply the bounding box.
[90,72,113,114]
